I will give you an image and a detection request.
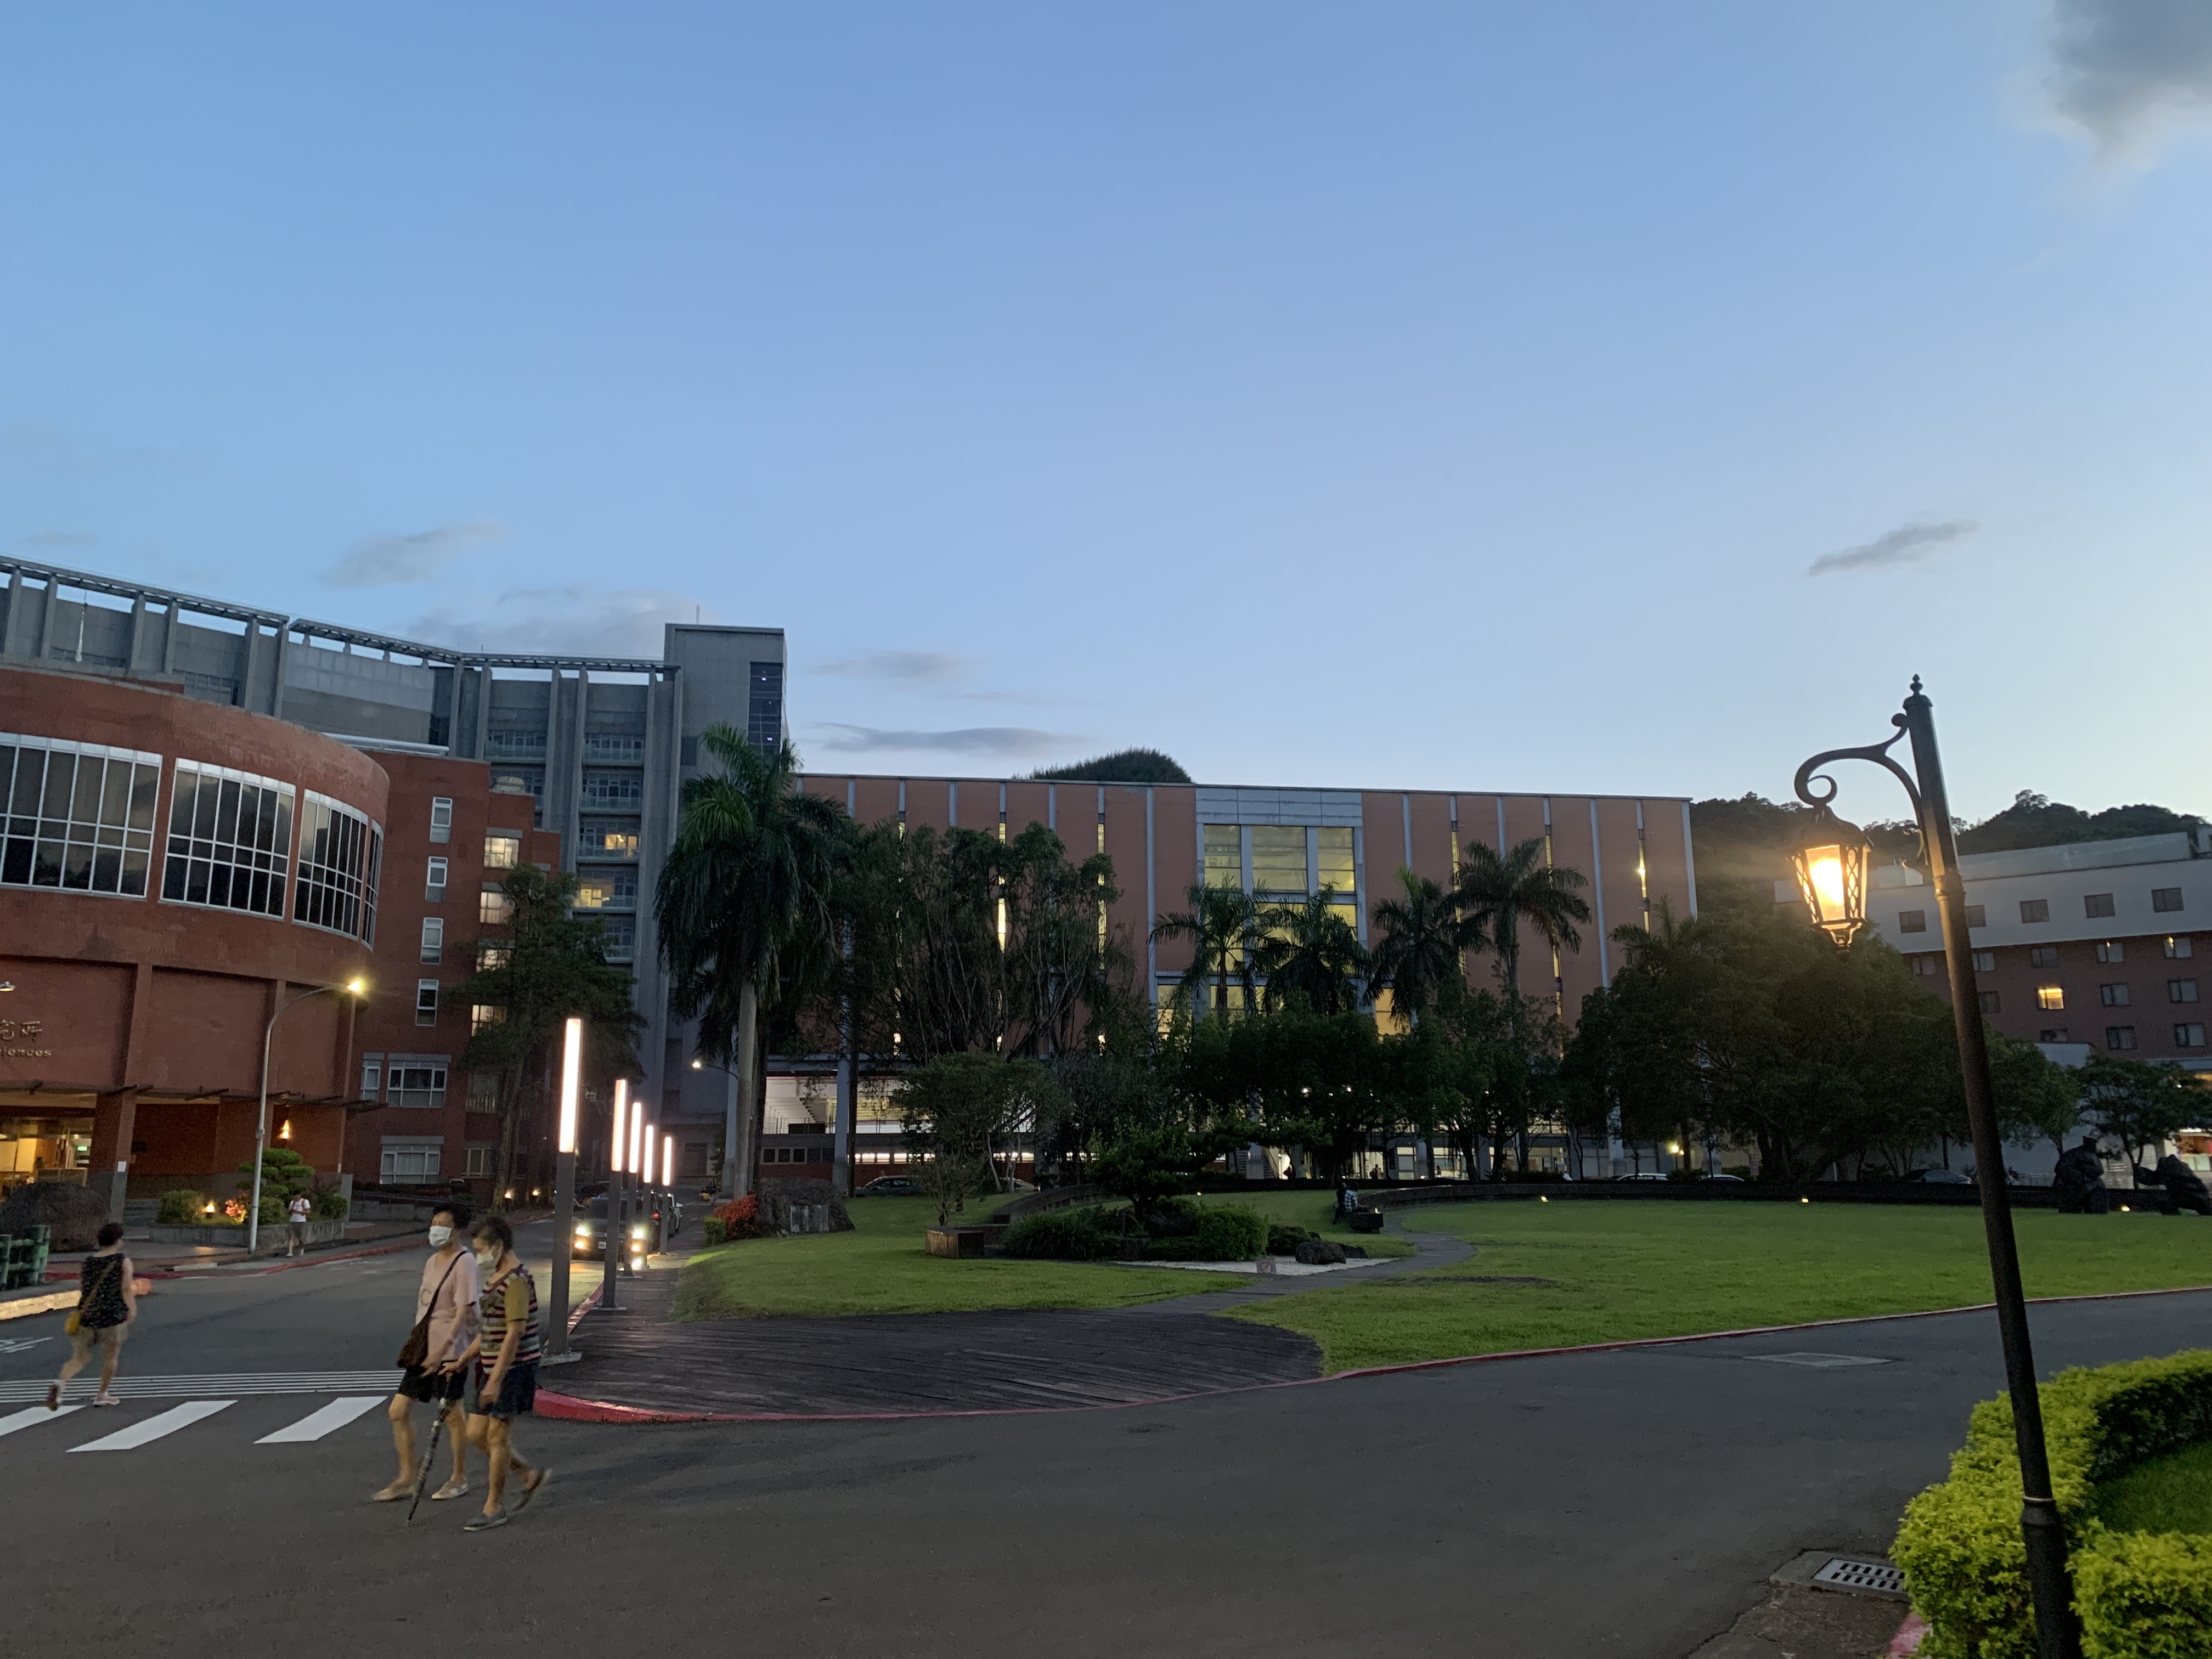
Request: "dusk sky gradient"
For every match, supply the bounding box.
[4,3,2209,830]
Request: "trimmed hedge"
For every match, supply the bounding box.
[1144,1207,1268,1262]
[1893,1348,2212,1658]
[1003,1205,1125,1261]
[1004,1203,1270,1262]
[1266,1223,1319,1255]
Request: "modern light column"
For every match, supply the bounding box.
[543,1017,582,1363]
[602,1079,628,1311]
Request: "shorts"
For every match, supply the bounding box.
[397,1364,466,1406]
[70,1323,126,1360]
[469,1359,538,1421]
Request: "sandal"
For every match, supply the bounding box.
[512,1466,550,1512]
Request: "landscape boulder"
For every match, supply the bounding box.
[0,1180,110,1251]
[1293,1239,1347,1266]
[755,1176,854,1235]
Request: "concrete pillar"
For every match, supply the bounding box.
[88,1089,139,1222]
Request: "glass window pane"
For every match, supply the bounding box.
[1317,827,1355,894]
[1203,824,1242,888]
[128,763,160,832]
[10,750,44,816]
[99,760,132,826]
[41,753,77,820]
[1251,826,1306,892]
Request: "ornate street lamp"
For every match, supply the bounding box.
[1793,678,2080,1659]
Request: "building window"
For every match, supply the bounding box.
[580,772,643,810]
[2036,986,2065,1011]
[479,883,515,924]
[1912,955,1942,977]
[483,833,520,870]
[471,1004,503,1034]
[1898,909,1928,934]
[466,1071,499,1110]
[599,915,636,962]
[360,1059,382,1097]
[747,661,785,749]
[1963,905,1987,929]
[2153,887,2185,913]
[295,792,382,942]
[2100,983,2130,1007]
[387,1064,448,1110]
[2029,947,2058,968]
[379,1139,441,1182]
[1203,824,1241,888]
[420,917,443,963]
[1978,991,2000,1017]
[2038,1028,2068,1043]
[2084,893,2115,919]
[2096,941,2125,964]
[2019,899,2050,924]
[160,760,294,917]
[425,856,448,902]
[2170,980,2199,1004]
[1,733,164,898]
[1317,827,1355,896]
[2106,1026,2137,1051]
[574,869,637,910]
[583,733,645,764]
[1971,950,1996,972]
[581,820,639,860]
[465,1144,496,1177]
[429,797,452,844]
[415,980,439,1026]
[486,729,545,759]
[2166,936,2194,960]
[2176,1024,2207,1048]
[1250,826,1307,893]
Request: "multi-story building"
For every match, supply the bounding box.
[1,554,787,1181]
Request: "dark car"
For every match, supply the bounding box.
[854,1176,921,1197]
[1902,1168,1973,1186]
[571,1193,664,1260]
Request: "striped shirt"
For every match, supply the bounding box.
[478,1261,542,1367]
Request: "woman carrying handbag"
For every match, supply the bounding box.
[46,1222,137,1409]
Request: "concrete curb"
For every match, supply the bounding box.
[529,1279,2212,1427]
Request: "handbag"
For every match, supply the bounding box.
[66,1256,121,1339]
[395,1254,465,1370]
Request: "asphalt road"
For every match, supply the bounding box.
[5,1222,2207,1659]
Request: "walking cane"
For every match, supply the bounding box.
[405,1372,464,1525]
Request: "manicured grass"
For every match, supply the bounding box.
[1229,1201,2212,1372]
[2096,1440,2212,1536]
[672,1194,1228,1321]
[1192,1189,1415,1260]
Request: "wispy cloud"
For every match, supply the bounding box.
[15,528,97,549]
[809,723,1075,757]
[811,650,970,684]
[1807,519,1978,578]
[408,585,714,658]
[2046,0,2212,161]
[324,518,504,588]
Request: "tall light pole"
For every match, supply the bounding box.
[250,977,366,1255]
[603,1079,628,1310]
[542,1017,583,1363]
[1792,678,2080,1659]
[693,1054,742,1197]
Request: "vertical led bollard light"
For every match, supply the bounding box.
[603,1079,628,1311]
[543,1016,582,1363]
[629,1114,648,1270]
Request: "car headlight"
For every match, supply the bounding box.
[574,1225,592,1237]
[630,1224,646,1239]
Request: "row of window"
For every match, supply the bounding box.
[1914,939,2193,974]
[1901,890,2187,933]
[2,733,381,943]
[1203,823,1358,896]
[1978,983,2198,1011]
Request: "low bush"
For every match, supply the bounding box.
[156,1190,207,1225]
[700,1216,727,1248]
[1146,1206,1267,1262]
[1267,1223,1319,1255]
[1003,1205,1125,1261]
[1892,1348,2212,1658]
[311,1183,349,1221]
[712,1194,766,1241]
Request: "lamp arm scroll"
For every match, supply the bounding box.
[1791,717,1925,830]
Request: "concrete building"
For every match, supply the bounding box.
[2,554,787,1173]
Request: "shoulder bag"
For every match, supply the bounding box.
[395,1254,465,1370]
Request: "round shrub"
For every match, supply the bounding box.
[1266,1223,1318,1255]
[156,1189,207,1225]
[1144,1206,1268,1261]
[1003,1205,1125,1261]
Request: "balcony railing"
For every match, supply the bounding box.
[582,735,646,764]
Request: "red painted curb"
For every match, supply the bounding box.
[528,1280,2212,1428]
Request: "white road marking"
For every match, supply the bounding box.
[70,1400,236,1451]
[0,1404,83,1437]
[256,1396,386,1443]
[0,1371,399,1405]
[1740,1352,1893,1369]
[0,1336,54,1355]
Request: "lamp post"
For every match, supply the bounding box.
[542,1017,584,1364]
[603,1079,629,1310]
[1792,677,2080,1659]
[692,1054,741,1195]
[249,977,366,1256]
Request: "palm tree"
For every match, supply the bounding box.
[1151,883,1262,1022]
[1366,867,1478,1025]
[1451,836,1592,1007]
[1253,889,1370,1015]
[654,727,845,1197]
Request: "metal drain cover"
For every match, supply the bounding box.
[1740,1351,1892,1368]
[1813,1558,1907,1597]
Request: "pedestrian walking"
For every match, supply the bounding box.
[453,1215,548,1531]
[286,1191,312,1256]
[374,1205,478,1504]
[47,1222,136,1409]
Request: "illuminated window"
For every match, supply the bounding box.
[425,856,447,902]
[161,759,291,916]
[429,797,452,844]
[1317,827,1355,896]
[2084,893,2115,919]
[2106,1026,2136,1051]
[420,917,443,963]
[2101,984,2130,1007]
[1203,824,1241,888]
[2170,980,2199,1005]
[415,980,440,1026]
[574,870,636,910]
[2036,987,2064,1011]
[1898,910,1928,934]
[471,1005,503,1034]
[1251,826,1306,893]
[582,820,638,860]
[295,793,381,944]
[477,944,510,970]
[480,884,514,925]
[2019,899,2050,924]
[2096,941,2124,964]
[2153,887,2185,913]
[2166,936,2194,960]
[483,833,520,870]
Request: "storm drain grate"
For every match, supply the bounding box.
[1814,1559,1906,1596]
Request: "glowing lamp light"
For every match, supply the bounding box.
[557,1016,583,1155]
[1790,805,1871,947]
[345,976,368,997]
[612,1079,629,1173]
[690,1057,702,1070]
[661,1132,674,1188]
[629,1111,645,1178]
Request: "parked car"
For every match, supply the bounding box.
[854,1176,921,1197]
[1901,1168,1973,1185]
[571,1193,663,1260]
[1614,1172,1670,1181]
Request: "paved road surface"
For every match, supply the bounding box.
[4,1221,2205,1659]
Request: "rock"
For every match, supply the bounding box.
[754,1176,854,1235]
[0,1180,110,1251]
[1293,1239,1347,1266]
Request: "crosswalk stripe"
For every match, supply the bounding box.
[70,1400,236,1452]
[0,1371,399,1405]
[256,1396,386,1444]
[0,1404,82,1437]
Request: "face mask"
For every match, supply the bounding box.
[473,1246,499,1270]
[427,1225,453,1247]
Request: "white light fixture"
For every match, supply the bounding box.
[661,1132,674,1188]
[612,1078,629,1173]
[557,1016,582,1155]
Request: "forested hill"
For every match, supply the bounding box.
[1686,791,2203,918]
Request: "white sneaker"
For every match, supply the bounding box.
[93,1393,120,1407]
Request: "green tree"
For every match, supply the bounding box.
[1367,868,1474,1025]
[2078,1055,2201,1170]
[1254,888,1370,1016]
[899,1053,1061,1223]
[1451,836,1591,1010]
[654,727,845,1197]
[452,864,641,1205]
[1151,882,1263,1023]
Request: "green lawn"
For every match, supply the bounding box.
[1229,1201,2212,1372]
[672,1194,1229,1321]
[2096,1440,2212,1536]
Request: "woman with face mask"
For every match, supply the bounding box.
[452,1215,548,1531]
[373,1205,479,1503]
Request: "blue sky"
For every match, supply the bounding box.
[4,3,2209,826]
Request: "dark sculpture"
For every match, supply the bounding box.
[2136,1154,2212,1218]
[2052,1137,2110,1215]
